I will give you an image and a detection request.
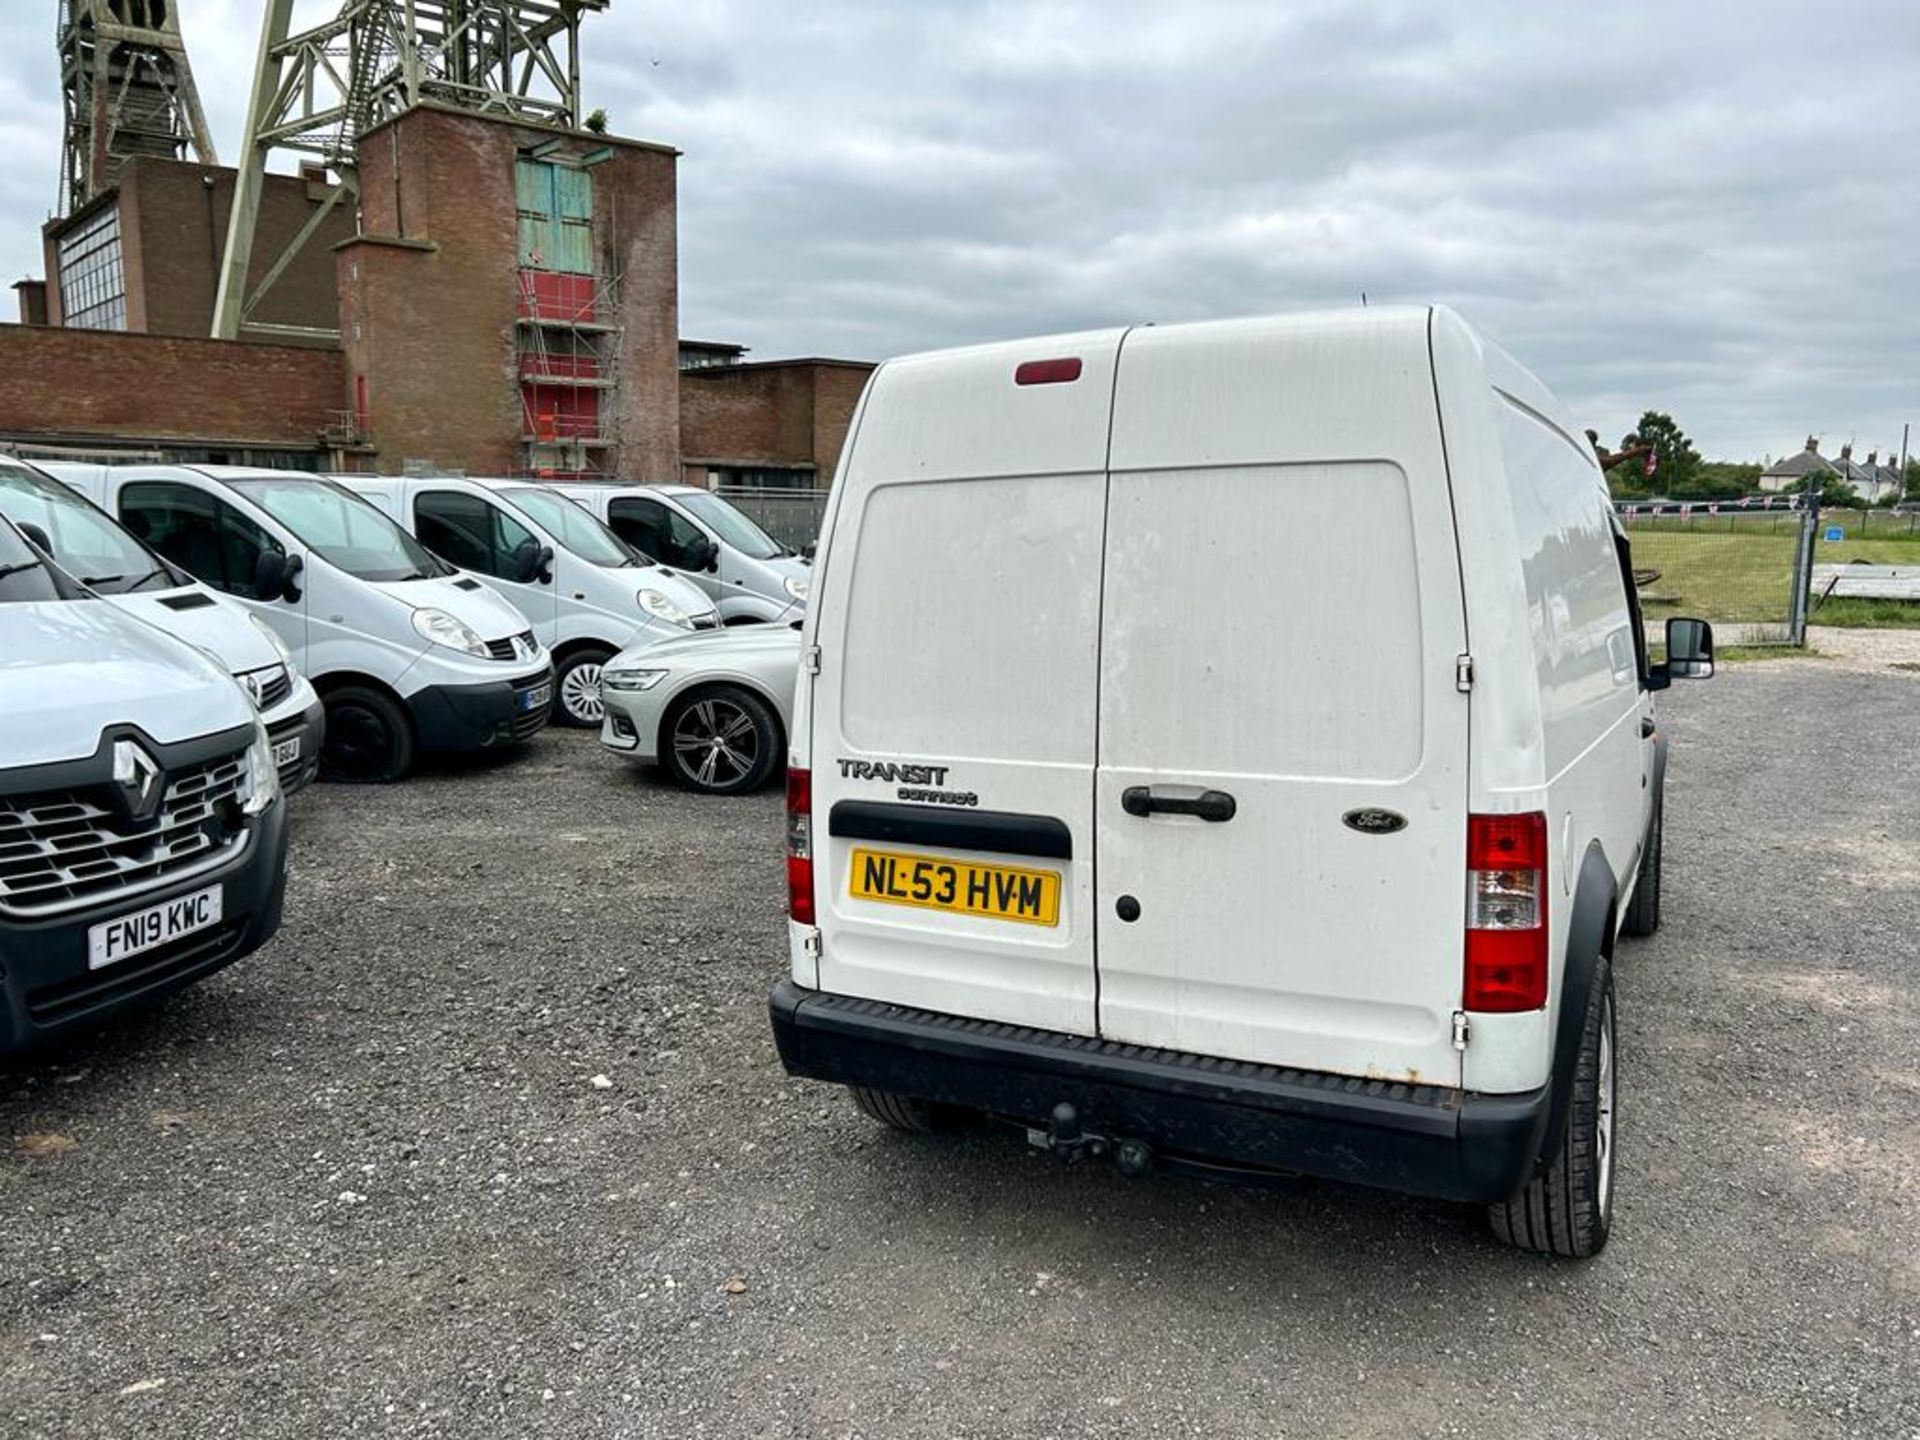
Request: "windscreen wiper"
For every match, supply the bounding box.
[0,561,40,579]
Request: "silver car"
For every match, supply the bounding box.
[599,626,799,794]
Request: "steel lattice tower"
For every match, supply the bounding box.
[213,0,608,340]
[57,0,218,212]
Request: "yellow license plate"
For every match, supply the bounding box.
[848,847,1061,927]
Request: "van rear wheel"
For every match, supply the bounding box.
[1488,962,1616,1258]
[320,685,414,784]
[1621,802,1663,938]
[849,1086,969,1134]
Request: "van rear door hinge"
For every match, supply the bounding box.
[1454,654,1474,693]
[801,929,822,959]
[802,645,821,676]
[1451,1011,1471,1050]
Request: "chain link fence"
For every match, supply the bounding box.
[715,486,833,553]
[1616,497,1816,646]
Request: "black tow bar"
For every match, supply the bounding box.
[1030,1102,1154,1178]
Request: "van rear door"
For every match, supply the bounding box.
[809,332,1125,1036]
[1093,313,1471,1086]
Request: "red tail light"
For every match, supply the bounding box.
[786,767,814,925]
[1014,357,1082,386]
[1465,812,1548,1012]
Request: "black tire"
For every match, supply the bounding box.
[554,646,615,729]
[848,1087,970,1134]
[1621,801,1662,938]
[1488,962,1617,1258]
[319,685,414,784]
[660,685,782,794]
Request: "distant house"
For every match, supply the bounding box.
[1758,436,1902,503]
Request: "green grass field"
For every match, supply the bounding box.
[1624,521,1920,631]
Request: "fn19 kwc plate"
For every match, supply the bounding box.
[87,884,223,970]
[848,846,1060,927]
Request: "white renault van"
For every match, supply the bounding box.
[770,308,1715,1258]
[556,483,811,626]
[9,458,325,793]
[61,466,553,784]
[0,515,288,1054]
[338,476,717,727]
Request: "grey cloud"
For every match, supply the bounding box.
[2,0,1914,460]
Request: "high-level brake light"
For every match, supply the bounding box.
[1014,357,1082,386]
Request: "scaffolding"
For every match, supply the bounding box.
[515,262,622,477]
[57,0,218,213]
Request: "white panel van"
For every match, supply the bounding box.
[10,458,325,793]
[556,484,811,626]
[337,476,718,728]
[770,308,1715,1257]
[0,516,288,1053]
[60,466,553,784]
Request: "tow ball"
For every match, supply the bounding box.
[1028,1102,1154,1178]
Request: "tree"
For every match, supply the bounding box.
[1630,411,1701,495]
[584,107,609,134]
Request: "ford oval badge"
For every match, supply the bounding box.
[1343,807,1408,835]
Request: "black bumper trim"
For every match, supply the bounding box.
[406,668,553,754]
[770,980,1547,1204]
[828,800,1073,860]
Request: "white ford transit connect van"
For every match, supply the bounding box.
[6,457,325,793]
[556,484,811,626]
[770,308,1715,1258]
[0,516,288,1053]
[338,476,717,728]
[59,465,554,784]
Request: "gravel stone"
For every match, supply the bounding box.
[2,694,1916,1438]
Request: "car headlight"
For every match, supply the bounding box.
[411,607,490,658]
[637,589,691,628]
[602,668,668,692]
[247,612,296,666]
[783,574,810,602]
[239,724,280,815]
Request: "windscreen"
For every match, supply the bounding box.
[0,462,173,594]
[677,491,784,560]
[0,518,67,604]
[501,486,636,567]
[234,478,449,581]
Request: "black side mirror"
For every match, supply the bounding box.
[509,539,553,584]
[701,538,721,572]
[537,543,555,583]
[254,549,287,598]
[1648,616,1713,690]
[281,552,304,602]
[17,522,52,556]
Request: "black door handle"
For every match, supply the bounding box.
[1121,786,1237,822]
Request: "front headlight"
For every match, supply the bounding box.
[411,607,490,658]
[783,574,810,602]
[247,612,296,666]
[239,724,280,815]
[602,668,668,693]
[637,589,692,628]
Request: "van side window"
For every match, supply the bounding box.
[1613,530,1651,685]
[119,481,282,599]
[608,498,705,568]
[415,491,534,580]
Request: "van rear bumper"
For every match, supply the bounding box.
[769,980,1548,1205]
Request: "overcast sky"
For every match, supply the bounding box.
[2,1,1914,461]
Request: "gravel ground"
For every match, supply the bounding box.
[4,676,1917,1439]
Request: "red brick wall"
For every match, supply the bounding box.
[0,325,343,447]
[343,105,680,478]
[41,159,351,342]
[680,360,875,482]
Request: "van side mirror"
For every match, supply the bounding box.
[509,540,554,585]
[17,522,52,556]
[537,543,555,583]
[1648,616,1713,690]
[281,552,304,602]
[254,549,287,598]
[699,538,721,572]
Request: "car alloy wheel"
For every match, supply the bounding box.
[671,696,759,791]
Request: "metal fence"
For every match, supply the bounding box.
[715,486,833,553]
[1616,498,1816,647]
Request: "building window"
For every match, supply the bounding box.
[516,159,593,275]
[57,204,128,332]
[709,467,818,491]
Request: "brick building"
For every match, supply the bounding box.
[3,105,870,487]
